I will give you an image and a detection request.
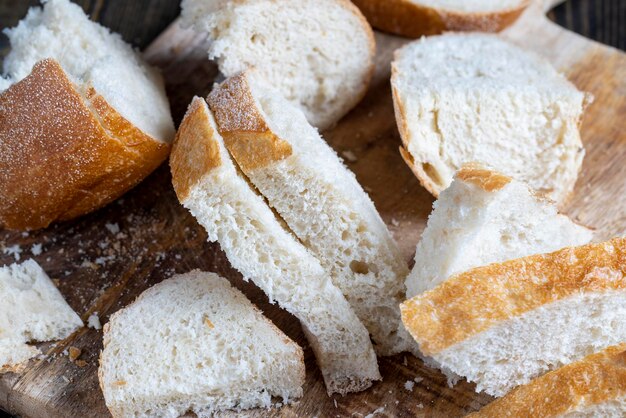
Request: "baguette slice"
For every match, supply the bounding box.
[406,163,593,297]
[99,271,305,418]
[180,0,375,130]
[469,344,626,417]
[0,0,174,230]
[0,259,83,373]
[352,0,529,38]
[170,97,380,395]
[208,71,412,356]
[401,238,626,397]
[392,33,589,204]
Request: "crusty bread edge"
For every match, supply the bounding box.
[0,59,170,230]
[468,344,626,417]
[401,238,626,355]
[352,0,530,38]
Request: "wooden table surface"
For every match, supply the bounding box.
[0,1,624,417]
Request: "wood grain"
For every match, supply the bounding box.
[1,1,625,418]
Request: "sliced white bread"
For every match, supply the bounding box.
[0,0,174,230]
[99,270,305,418]
[180,0,375,130]
[392,33,589,204]
[0,259,83,373]
[207,71,411,356]
[169,97,380,395]
[406,163,593,297]
[469,344,626,417]
[352,0,529,38]
[401,238,626,397]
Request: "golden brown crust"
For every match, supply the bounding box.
[400,238,626,355]
[0,59,170,230]
[207,72,293,171]
[456,163,512,192]
[170,97,222,202]
[469,344,626,417]
[352,0,530,38]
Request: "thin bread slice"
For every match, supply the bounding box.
[469,344,626,417]
[392,33,589,204]
[401,238,626,397]
[0,259,83,373]
[352,0,529,38]
[180,0,375,130]
[406,163,593,297]
[207,71,412,356]
[99,270,305,418]
[0,0,174,230]
[170,97,380,395]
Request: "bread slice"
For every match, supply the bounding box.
[0,259,83,373]
[0,0,174,230]
[352,0,528,38]
[469,344,626,417]
[401,238,626,397]
[99,270,305,418]
[207,71,412,356]
[170,97,380,395]
[180,0,375,130]
[406,163,593,297]
[392,33,589,204]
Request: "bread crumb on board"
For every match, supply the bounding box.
[68,346,81,361]
[3,244,22,260]
[364,406,385,418]
[87,312,102,330]
[105,222,120,234]
[404,380,414,391]
[31,243,43,255]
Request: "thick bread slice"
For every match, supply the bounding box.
[401,238,626,397]
[352,0,529,38]
[0,0,174,230]
[469,344,626,417]
[99,271,305,418]
[392,33,589,204]
[170,97,380,395]
[207,71,412,356]
[406,163,593,297]
[0,259,83,373]
[180,0,375,130]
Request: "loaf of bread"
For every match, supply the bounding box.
[180,0,374,130]
[406,163,593,297]
[99,271,305,417]
[352,0,529,38]
[170,97,380,395]
[469,344,626,417]
[0,0,174,230]
[207,71,412,356]
[401,238,626,397]
[0,259,83,373]
[392,33,589,204]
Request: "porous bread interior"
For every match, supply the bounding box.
[177,101,380,394]
[392,33,586,203]
[406,171,593,297]
[562,397,626,418]
[433,291,626,397]
[412,0,523,13]
[99,271,304,418]
[239,73,412,355]
[180,0,373,130]
[0,259,83,371]
[1,0,174,142]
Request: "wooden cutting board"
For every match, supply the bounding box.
[1,1,624,417]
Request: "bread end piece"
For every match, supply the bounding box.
[352,0,529,38]
[207,72,293,171]
[0,59,170,230]
[469,344,626,417]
